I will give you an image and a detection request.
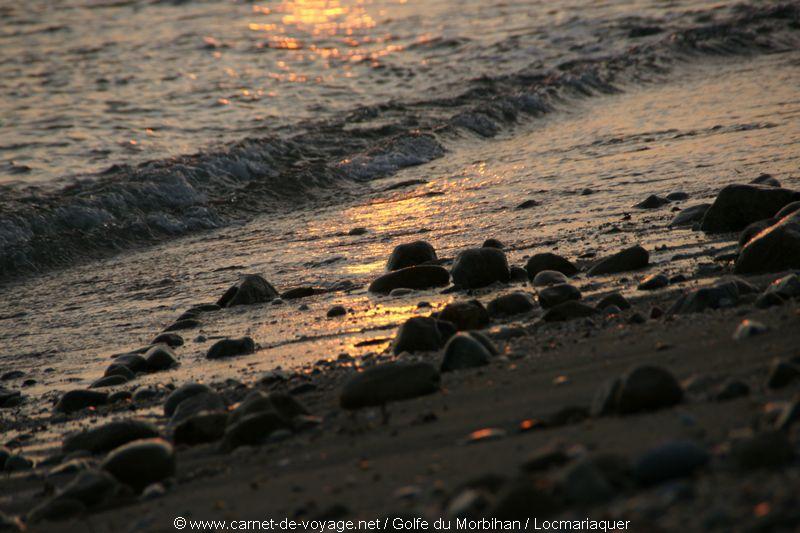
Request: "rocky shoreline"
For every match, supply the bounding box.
[2,174,800,531]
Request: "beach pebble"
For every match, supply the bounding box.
[637,273,668,291]
[347,227,367,236]
[667,191,689,201]
[440,333,492,372]
[108,391,132,403]
[54,469,121,507]
[532,270,568,287]
[170,391,226,424]
[89,374,128,389]
[765,273,800,298]
[206,337,255,359]
[221,412,292,451]
[594,365,682,415]
[588,245,649,276]
[482,238,504,249]
[218,274,279,308]
[731,431,794,470]
[633,441,709,486]
[4,454,34,472]
[55,390,109,414]
[368,265,450,293]
[669,204,711,227]
[714,379,750,401]
[63,419,160,454]
[104,364,135,380]
[451,248,510,289]
[281,287,322,300]
[339,362,440,409]
[487,292,536,317]
[144,345,178,372]
[516,199,540,210]
[738,218,774,248]
[151,333,184,347]
[766,359,800,389]
[751,173,781,187]
[386,241,437,271]
[732,319,768,341]
[110,353,147,373]
[524,253,578,279]
[326,305,347,318]
[701,184,800,233]
[774,200,800,219]
[438,300,489,330]
[1,370,24,381]
[668,281,740,315]
[509,266,529,283]
[736,211,800,274]
[596,292,631,310]
[542,301,596,322]
[0,387,22,408]
[101,438,175,491]
[163,318,200,332]
[393,316,455,354]
[132,386,160,403]
[164,383,214,417]
[173,411,228,445]
[635,194,669,209]
[537,283,581,309]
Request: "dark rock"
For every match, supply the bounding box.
[218,274,279,308]
[163,383,214,417]
[63,419,160,454]
[532,270,568,287]
[0,387,22,408]
[110,353,147,373]
[451,248,510,289]
[635,195,669,209]
[386,241,437,271]
[774,200,800,220]
[347,227,367,236]
[4,454,34,472]
[666,192,689,201]
[170,392,226,424]
[0,447,10,470]
[637,273,668,291]
[516,199,540,210]
[206,337,255,359]
[340,362,440,409]
[755,292,784,309]
[90,375,129,389]
[537,284,581,309]
[163,319,200,332]
[108,391,132,403]
[221,412,291,450]
[173,412,228,445]
[56,390,109,414]
[281,287,323,300]
[732,319,768,341]
[596,292,631,310]
[144,345,178,372]
[751,173,781,187]
[1,370,24,381]
[132,387,160,403]
[440,334,492,372]
[669,204,711,227]
[54,469,121,507]
[649,306,663,319]
[509,266,529,283]
[701,184,800,233]
[595,366,682,415]
[765,273,800,298]
[439,300,489,330]
[101,438,175,491]
[151,333,184,347]
[393,317,455,354]
[26,498,85,523]
[766,360,800,389]
[738,218,775,249]
[524,253,578,279]
[633,441,709,486]
[735,211,800,274]
[466,331,499,356]
[588,245,649,276]
[326,305,347,318]
[487,292,536,317]
[668,281,740,315]
[731,432,794,470]
[627,312,646,324]
[368,265,450,293]
[714,379,750,401]
[542,301,596,322]
[482,238,504,249]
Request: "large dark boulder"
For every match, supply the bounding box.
[218,274,278,307]
[735,211,800,274]
[386,241,437,271]
[368,265,450,293]
[701,184,800,233]
[451,248,510,289]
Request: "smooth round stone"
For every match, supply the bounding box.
[206,337,256,359]
[368,265,450,293]
[392,316,455,354]
[144,345,178,372]
[326,305,347,318]
[170,392,226,424]
[615,366,683,414]
[482,238,504,249]
[537,283,581,309]
[532,270,568,287]
[339,362,440,410]
[63,419,159,454]
[101,439,175,491]
[732,319,768,341]
[164,383,213,417]
[111,353,147,372]
[386,241,437,271]
[633,441,709,486]
[731,431,795,470]
[542,301,596,322]
[438,300,489,331]
[440,334,491,372]
[173,412,228,445]
[103,364,135,380]
[637,273,669,291]
[151,333,184,347]
[55,390,109,414]
[450,248,510,289]
[596,292,630,310]
[524,253,578,279]
[90,375,129,389]
[221,412,291,451]
[588,245,649,276]
[217,274,279,308]
[487,292,536,317]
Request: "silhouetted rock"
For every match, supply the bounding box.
[594,365,682,415]
[588,245,649,276]
[542,301,596,322]
[669,204,711,227]
[63,419,160,454]
[482,238,504,249]
[206,337,255,359]
[524,253,578,279]
[144,345,178,372]
[387,241,437,271]
[101,438,175,491]
[340,362,440,409]
[164,383,214,417]
[637,273,668,291]
[393,316,456,354]
[532,270,568,287]
[451,248,510,289]
[368,265,450,293]
[151,333,184,347]
[635,195,669,209]
[596,292,631,310]
[633,441,709,486]
[55,390,108,414]
[701,184,800,233]
[440,334,492,372]
[439,300,489,330]
[487,292,536,316]
[174,412,228,445]
[735,211,800,274]
[218,274,278,307]
[538,284,581,309]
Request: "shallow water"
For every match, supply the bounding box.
[2,48,799,458]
